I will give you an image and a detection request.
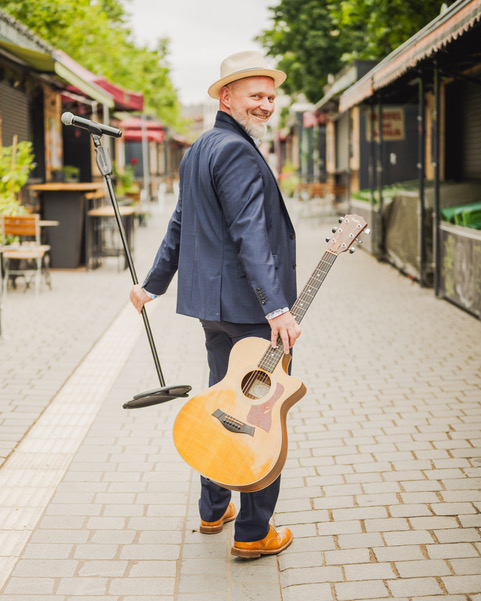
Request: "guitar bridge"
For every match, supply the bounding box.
[212,409,255,437]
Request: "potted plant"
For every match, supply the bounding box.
[0,138,35,243]
[63,165,80,183]
[113,163,140,203]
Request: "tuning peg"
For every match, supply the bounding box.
[365,228,371,235]
[338,217,344,223]
[325,237,330,243]
[356,239,364,244]
[349,247,356,254]
[332,227,337,233]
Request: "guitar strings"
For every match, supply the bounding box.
[241,252,337,398]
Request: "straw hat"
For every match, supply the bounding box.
[208,50,286,100]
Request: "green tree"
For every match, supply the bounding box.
[2,0,183,128]
[329,0,448,63]
[258,0,449,103]
[258,0,346,103]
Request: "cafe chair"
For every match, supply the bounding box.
[0,214,51,295]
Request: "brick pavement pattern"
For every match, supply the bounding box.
[0,197,480,600]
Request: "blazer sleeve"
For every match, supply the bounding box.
[213,140,289,315]
[142,192,182,295]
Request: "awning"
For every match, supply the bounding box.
[339,0,481,113]
[0,18,142,111]
[95,79,143,112]
[0,39,115,107]
[0,39,54,71]
[54,50,143,111]
[123,130,164,143]
[119,116,165,143]
[53,54,114,108]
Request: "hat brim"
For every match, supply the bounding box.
[208,68,286,100]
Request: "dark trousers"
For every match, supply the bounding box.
[198,319,281,542]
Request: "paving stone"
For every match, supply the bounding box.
[442,575,481,594]
[449,557,481,575]
[395,559,451,577]
[373,545,425,562]
[387,577,444,597]
[282,583,333,601]
[335,580,390,600]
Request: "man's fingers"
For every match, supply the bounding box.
[271,329,279,350]
[130,285,151,314]
[268,310,301,353]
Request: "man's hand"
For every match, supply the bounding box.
[130,284,152,313]
[268,311,301,354]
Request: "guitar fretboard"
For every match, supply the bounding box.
[258,251,337,374]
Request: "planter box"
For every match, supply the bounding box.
[440,222,481,318]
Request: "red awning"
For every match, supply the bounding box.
[119,116,165,143]
[94,79,143,112]
[54,50,144,111]
[339,0,481,113]
[123,130,164,143]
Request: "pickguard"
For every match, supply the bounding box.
[246,382,284,432]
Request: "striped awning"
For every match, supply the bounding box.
[339,0,481,113]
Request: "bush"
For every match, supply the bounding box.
[0,140,35,216]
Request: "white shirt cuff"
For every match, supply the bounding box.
[143,288,159,300]
[265,307,289,320]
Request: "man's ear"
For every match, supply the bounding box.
[219,85,230,109]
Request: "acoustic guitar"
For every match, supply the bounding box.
[173,214,368,492]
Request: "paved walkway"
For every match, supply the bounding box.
[0,195,480,600]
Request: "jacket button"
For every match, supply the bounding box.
[292,262,296,269]
[290,233,295,240]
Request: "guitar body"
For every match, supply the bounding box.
[173,337,307,492]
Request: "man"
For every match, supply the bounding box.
[130,50,301,558]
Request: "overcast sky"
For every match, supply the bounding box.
[126,0,275,105]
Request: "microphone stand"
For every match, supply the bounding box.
[91,133,191,408]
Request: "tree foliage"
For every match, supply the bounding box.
[2,0,183,128]
[259,0,449,103]
[258,0,346,104]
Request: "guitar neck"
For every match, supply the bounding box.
[258,250,337,373]
[291,251,337,323]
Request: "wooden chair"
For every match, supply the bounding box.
[0,214,51,295]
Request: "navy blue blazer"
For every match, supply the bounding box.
[143,111,297,324]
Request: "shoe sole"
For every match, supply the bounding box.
[231,531,293,558]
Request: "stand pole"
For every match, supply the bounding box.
[91,134,166,388]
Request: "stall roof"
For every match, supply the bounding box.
[0,11,143,111]
[315,60,378,112]
[339,0,481,113]
[54,50,143,112]
[119,116,165,143]
[0,39,115,107]
[0,39,53,71]
[53,51,115,108]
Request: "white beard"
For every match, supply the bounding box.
[231,108,268,140]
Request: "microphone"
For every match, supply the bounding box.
[61,112,122,138]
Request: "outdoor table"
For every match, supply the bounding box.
[86,205,135,270]
[28,183,104,268]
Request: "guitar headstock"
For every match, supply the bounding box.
[326,214,369,255]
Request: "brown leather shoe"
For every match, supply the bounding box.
[231,525,293,558]
[199,502,236,534]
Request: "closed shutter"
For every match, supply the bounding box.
[0,81,31,146]
[462,81,481,180]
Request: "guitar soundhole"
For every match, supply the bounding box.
[242,370,271,400]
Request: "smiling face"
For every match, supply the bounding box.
[219,76,276,139]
